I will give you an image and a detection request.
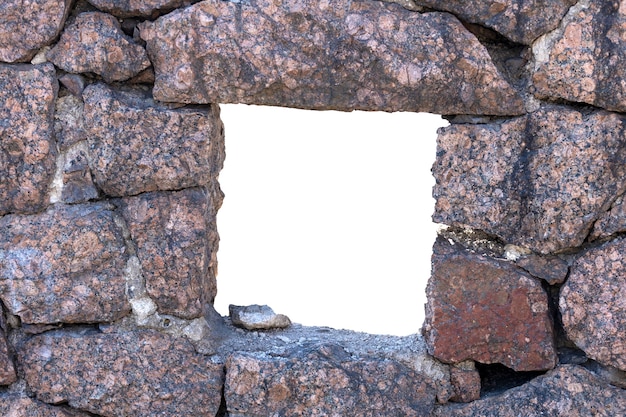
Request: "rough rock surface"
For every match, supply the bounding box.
[60,144,100,204]
[416,0,576,44]
[88,0,199,18]
[592,193,626,239]
[449,362,481,403]
[140,0,524,115]
[533,0,626,112]
[229,304,292,330]
[83,83,223,197]
[54,95,87,151]
[0,394,91,416]
[225,344,436,416]
[423,237,557,371]
[0,0,72,63]
[19,329,224,417]
[120,188,218,319]
[0,330,16,385]
[0,203,130,324]
[433,106,626,254]
[560,237,626,371]
[0,64,57,216]
[433,365,626,416]
[47,12,150,83]
[514,253,569,285]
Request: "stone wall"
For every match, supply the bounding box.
[1,0,625,415]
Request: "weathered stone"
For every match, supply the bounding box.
[433,365,626,416]
[0,0,72,63]
[560,237,626,371]
[423,237,557,371]
[60,144,99,204]
[229,304,292,330]
[54,95,87,151]
[415,0,576,44]
[140,0,524,115]
[449,362,481,403]
[225,344,436,416]
[58,74,87,98]
[20,329,224,417]
[88,0,200,18]
[0,203,130,324]
[0,394,91,416]
[533,0,626,112]
[47,12,150,83]
[515,253,569,285]
[0,332,16,386]
[433,106,626,254]
[120,188,218,319]
[592,193,626,239]
[83,82,224,197]
[0,63,57,216]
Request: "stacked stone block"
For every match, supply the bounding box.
[0,0,625,415]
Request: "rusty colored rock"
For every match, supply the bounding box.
[0,394,91,416]
[515,253,569,285]
[88,0,199,18]
[0,63,57,216]
[225,344,436,416]
[120,188,219,319]
[19,329,224,417]
[140,0,524,115]
[0,203,131,324]
[433,365,626,416]
[83,82,224,197]
[415,0,576,44]
[0,0,72,63]
[533,0,626,112]
[423,237,557,371]
[449,362,481,403]
[560,237,626,371]
[433,106,626,254]
[47,12,150,83]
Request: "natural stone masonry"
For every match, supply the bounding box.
[0,63,57,216]
[83,82,223,197]
[140,0,524,115]
[533,0,626,112]
[47,12,151,83]
[120,188,218,319]
[415,0,577,44]
[433,365,626,416]
[433,106,626,254]
[19,329,224,417]
[423,237,557,371]
[0,0,72,63]
[560,237,626,371]
[0,203,130,324]
[225,345,436,416]
[87,0,201,18]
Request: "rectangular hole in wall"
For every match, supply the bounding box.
[214,104,447,336]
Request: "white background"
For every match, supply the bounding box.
[214,104,446,336]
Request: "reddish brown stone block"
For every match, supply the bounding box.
[83,82,224,197]
[433,106,626,254]
[423,237,557,372]
[225,345,436,416]
[47,12,150,83]
[88,0,200,18]
[533,0,626,112]
[120,188,219,318]
[560,237,626,371]
[19,329,224,417]
[416,0,576,44]
[0,394,91,416]
[0,0,72,63]
[0,63,57,216]
[0,203,131,324]
[433,365,626,416]
[140,0,524,115]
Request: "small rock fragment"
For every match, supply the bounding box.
[88,0,199,18]
[229,304,292,330]
[449,361,481,403]
[0,0,72,63]
[58,74,87,98]
[515,253,569,285]
[60,144,99,204]
[47,12,150,82]
[560,237,626,371]
[54,95,87,151]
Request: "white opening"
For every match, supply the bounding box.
[215,104,446,336]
